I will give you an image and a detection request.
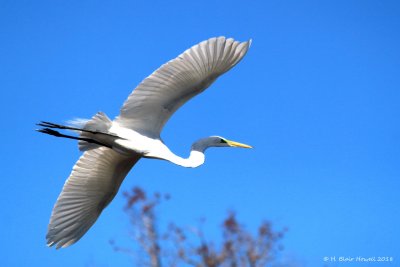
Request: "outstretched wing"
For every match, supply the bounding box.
[46,147,140,249]
[115,37,251,138]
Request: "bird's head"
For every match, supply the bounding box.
[192,136,252,152]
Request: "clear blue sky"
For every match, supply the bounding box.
[1,1,399,266]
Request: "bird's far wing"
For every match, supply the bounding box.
[46,147,140,249]
[115,37,251,138]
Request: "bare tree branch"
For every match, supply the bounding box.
[111,187,288,267]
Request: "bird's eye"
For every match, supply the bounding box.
[220,139,228,144]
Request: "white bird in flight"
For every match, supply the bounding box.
[38,37,252,249]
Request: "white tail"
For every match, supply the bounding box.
[69,112,112,151]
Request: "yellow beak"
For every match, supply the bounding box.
[226,140,253,149]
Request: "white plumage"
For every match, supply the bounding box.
[116,37,251,138]
[46,148,139,248]
[39,36,252,248]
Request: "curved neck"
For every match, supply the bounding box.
[151,138,213,168]
[166,150,205,168]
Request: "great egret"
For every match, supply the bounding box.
[38,37,252,249]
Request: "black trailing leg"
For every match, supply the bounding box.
[36,127,112,148]
[37,121,118,138]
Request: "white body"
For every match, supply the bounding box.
[44,37,252,248]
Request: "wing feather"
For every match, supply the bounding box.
[46,147,140,249]
[115,37,251,138]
